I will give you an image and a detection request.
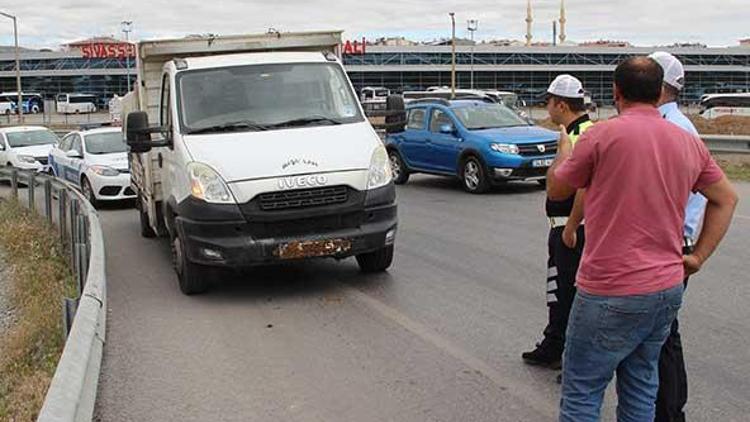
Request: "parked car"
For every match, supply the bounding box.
[385,98,558,193]
[48,127,134,207]
[0,126,58,171]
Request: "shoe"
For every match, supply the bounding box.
[521,341,562,369]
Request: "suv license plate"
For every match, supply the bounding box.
[275,239,352,260]
[532,158,554,168]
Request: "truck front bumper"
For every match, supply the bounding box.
[174,185,398,267]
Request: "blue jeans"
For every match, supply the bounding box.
[559,284,684,422]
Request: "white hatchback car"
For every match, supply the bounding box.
[0,126,59,171]
[49,127,134,207]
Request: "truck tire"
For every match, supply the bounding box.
[388,149,410,185]
[356,245,394,273]
[137,194,156,238]
[172,232,210,295]
[460,156,490,194]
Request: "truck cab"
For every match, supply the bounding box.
[126,35,397,295]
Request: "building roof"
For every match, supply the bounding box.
[65,36,126,46]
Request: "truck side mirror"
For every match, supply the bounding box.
[385,94,406,135]
[126,111,154,153]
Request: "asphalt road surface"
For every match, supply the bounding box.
[93,177,750,422]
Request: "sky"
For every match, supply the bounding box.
[0,1,748,49]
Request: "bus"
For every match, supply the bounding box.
[699,93,750,119]
[56,93,98,114]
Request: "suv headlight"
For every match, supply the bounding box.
[187,162,234,204]
[17,154,37,164]
[490,143,520,155]
[90,165,120,177]
[367,145,393,189]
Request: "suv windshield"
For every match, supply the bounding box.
[85,132,127,154]
[6,130,58,148]
[178,63,364,134]
[453,104,529,130]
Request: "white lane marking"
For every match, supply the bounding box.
[736,214,750,221]
[345,286,558,419]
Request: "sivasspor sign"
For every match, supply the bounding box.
[80,43,136,59]
[343,38,366,55]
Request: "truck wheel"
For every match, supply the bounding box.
[81,178,99,209]
[388,150,410,185]
[356,245,394,273]
[172,233,210,295]
[460,156,490,194]
[137,195,156,238]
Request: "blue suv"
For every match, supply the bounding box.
[385,99,559,193]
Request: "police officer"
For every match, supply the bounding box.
[522,75,593,370]
[650,51,706,422]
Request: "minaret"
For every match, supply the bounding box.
[559,0,567,44]
[525,0,533,46]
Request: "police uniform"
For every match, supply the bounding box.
[522,74,594,368]
[540,115,592,355]
[651,51,706,422]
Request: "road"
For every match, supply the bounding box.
[93,178,750,422]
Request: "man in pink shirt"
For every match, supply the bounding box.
[547,57,738,422]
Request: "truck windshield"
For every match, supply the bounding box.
[178,63,364,134]
[453,104,530,130]
[85,132,127,154]
[6,130,58,148]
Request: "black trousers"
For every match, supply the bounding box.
[655,247,691,422]
[542,225,585,351]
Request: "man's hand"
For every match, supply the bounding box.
[562,224,577,249]
[683,254,703,276]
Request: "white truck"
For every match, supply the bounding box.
[123,31,397,294]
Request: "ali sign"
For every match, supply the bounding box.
[343,38,366,55]
[80,43,136,59]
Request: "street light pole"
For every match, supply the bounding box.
[449,12,456,99]
[1,11,23,123]
[467,19,478,90]
[121,20,133,92]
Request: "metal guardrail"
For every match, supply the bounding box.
[0,168,106,422]
[701,135,750,154]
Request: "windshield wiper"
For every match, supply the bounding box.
[268,116,343,128]
[187,120,269,134]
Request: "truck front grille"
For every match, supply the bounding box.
[258,186,349,211]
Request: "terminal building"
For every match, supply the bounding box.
[1,39,749,107]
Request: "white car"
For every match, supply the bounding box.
[49,127,134,207]
[0,126,59,171]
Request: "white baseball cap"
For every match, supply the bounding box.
[649,51,685,91]
[546,74,585,99]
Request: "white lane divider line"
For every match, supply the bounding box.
[345,286,558,419]
[735,214,750,221]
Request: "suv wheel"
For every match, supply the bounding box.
[461,156,490,194]
[388,150,410,185]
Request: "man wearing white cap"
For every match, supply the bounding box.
[522,74,592,371]
[650,51,706,422]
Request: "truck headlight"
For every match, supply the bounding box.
[17,155,37,164]
[90,165,120,177]
[187,162,234,204]
[490,143,520,155]
[367,145,392,189]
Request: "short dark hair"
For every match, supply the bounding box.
[613,57,664,104]
[549,95,586,113]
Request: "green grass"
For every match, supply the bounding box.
[0,199,76,421]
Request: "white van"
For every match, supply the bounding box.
[56,93,98,114]
[124,31,397,294]
[0,94,14,115]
